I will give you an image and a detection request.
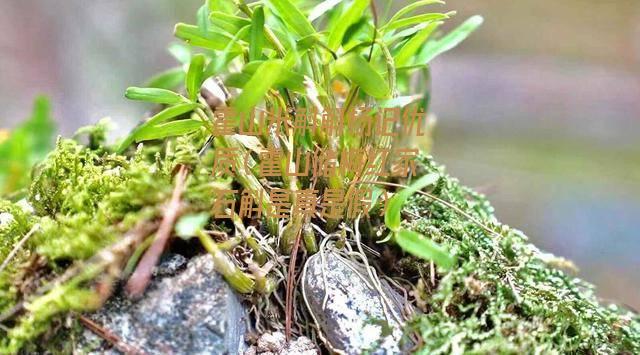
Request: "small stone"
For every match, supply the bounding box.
[257,331,286,352]
[302,251,411,354]
[152,253,188,277]
[247,332,318,355]
[78,254,249,354]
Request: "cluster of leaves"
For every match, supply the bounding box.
[1,0,638,353]
[117,0,483,267]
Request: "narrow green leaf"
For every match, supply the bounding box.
[308,0,342,22]
[418,15,484,64]
[384,12,452,32]
[327,0,371,51]
[242,61,305,92]
[377,95,424,109]
[335,53,389,99]
[134,119,203,142]
[210,11,251,35]
[267,0,316,37]
[117,103,199,153]
[197,4,211,32]
[176,213,210,239]
[396,228,455,270]
[168,43,192,65]
[145,67,186,90]
[385,172,439,231]
[186,54,206,101]
[394,21,441,67]
[224,72,252,89]
[205,25,250,78]
[174,23,239,51]
[249,7,265,61]
[387,0,444,25]
[233,60,284,113]
[125,87,187,105]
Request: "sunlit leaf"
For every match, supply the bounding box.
[145,67,186,90]
[394,21,441,67]
[197,4,210,32]
[174,23,240,51]
[335,52,389,99]
[205,25,250,78]
[210,11,251,35]
[387,0,444,25]
[186,54,206,101]
[249,6,265,61]
[327,0,370,51]
[168,43,192,65]
[378,95,424,109]
[308,0,342,22]
[242,61,305,92]
[134,119,203,142]
[117,103,199,153]
[233,60,284,113]
[384,12,452,32]
[396,228,455,270]
[417,15,483,64]
[267,0,316,37]
[125,87,187,105]
[385,172,439,231]
[176,213,210,239]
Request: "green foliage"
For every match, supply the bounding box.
[233,59,285,113]
[117,103,200,153]
[335,52,390,99]
[186,54,206,101]
[383,172,454,269]
[124,87,188,105]
[417,15,484,65]
[133,118,203,142]
[327,0,370,51]
[395,228,455,270]
[267,0,316,38]
[0,96,55,194]
[145,67,186,90]
[249,6,266,61]
[175,212,210,239]
[4,1,636,354]
[385,172,439,231]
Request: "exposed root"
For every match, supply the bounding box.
[126,165,189,298]
[78,314,146,355]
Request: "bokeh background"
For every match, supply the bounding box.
[1,0,638,308]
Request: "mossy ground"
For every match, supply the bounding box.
[0,126,638,353]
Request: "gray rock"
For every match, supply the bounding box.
[78,254,248,354]
[301,251,410,354]
[244,331,318,355]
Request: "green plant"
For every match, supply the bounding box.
[0,0,638,353]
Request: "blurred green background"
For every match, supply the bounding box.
[0,0,638,309]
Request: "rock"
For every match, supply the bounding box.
[301,251,411,354]
[78,254,249,354]
[245,332,317,355]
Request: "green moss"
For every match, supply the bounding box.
[0,199,34,316]
[404,156,640,354]
[28,138,173,261]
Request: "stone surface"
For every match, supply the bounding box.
[78,253,248,354]
[301,251,410,354]
[244,332,317,355]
